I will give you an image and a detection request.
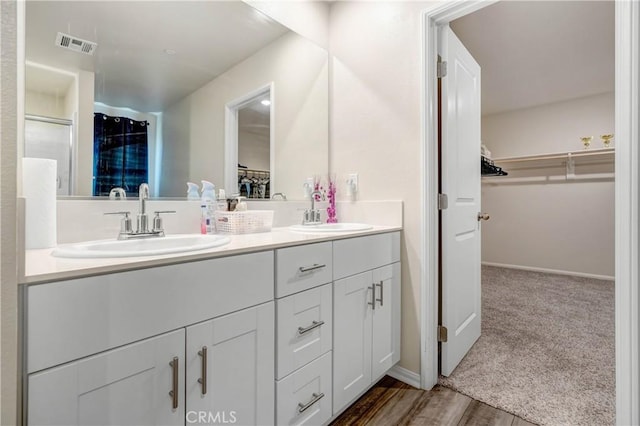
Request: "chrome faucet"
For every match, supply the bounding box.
[302,190,322,225]
[105,183,175,239]
[271,192,287,200]
[137,183,150,234]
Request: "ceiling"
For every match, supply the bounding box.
[451,1,615,116]
[25,1,289,112]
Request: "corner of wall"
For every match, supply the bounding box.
[1,0,21,423]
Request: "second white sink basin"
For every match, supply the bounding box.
[289,223,373,233]
[52,234,231,258]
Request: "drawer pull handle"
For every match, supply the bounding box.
[298,392,325,413]
[298,263,326,273]
[198,346,207,395]
[169,357,179,410]
[298,320,325,335]
[368,285,376,310]
[376,280,384,307]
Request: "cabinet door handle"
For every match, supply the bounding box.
[368,285,376,310]
[169,357,179,410]
[298,320,325,335]
[298,263,326,273]
[298,392,325,413]
[197,346,207,395]
[376,280,384,307]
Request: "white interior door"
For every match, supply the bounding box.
[440,25,482,377]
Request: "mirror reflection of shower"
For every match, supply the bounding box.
[24,115,73,195]
[236,89,272,199]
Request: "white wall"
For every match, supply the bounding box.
[238,129,270,172]
[483,92,615,157]
[1,1,19,423]
[161,31,328,199]
[330,1,433,375]
[481,92,615,278]
[245,0,330,50]
[75,70,95,196]
[25,89,69,119]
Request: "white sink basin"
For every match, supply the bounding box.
[289,223,373,233]
[52,234,231,258]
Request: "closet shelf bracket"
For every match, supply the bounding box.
[566,153,575,180]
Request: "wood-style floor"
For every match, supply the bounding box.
[331,376,537,426]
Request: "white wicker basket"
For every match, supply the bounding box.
[214,210,274,234]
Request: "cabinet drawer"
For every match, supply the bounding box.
[333,232,400,280]
[276,242,332,298]
[276,351,332,426]
[27,251,274,373]
[276,284,332,379]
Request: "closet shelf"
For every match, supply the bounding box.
[491,147,614,167]
[483,147,614,182]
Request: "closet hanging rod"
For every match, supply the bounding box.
[238,169,269,174]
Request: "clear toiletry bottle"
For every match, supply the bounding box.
[201,180,217,234]
[187,182,200,200]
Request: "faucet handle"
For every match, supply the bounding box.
[104,211,132,234]
[109,187,127,200]
[152,211,176,233]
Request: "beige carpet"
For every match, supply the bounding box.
[439,266,615,426]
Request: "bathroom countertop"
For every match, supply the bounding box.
[22,225,402,285]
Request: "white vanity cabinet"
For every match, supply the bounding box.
[25,251,274,426]
[28,329,185,426]
[24,230,402,425]
[186,302,274,426]
[332,233,401,415]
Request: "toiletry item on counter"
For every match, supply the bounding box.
[201,180,217,234]
[235,196,248,211]
[22,158,57,249]
[217,189,227,211]
[200,204,210,235]
[187,182,200,200]
[226,197,238,212]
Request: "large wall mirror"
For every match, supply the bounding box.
[24,1,328,200]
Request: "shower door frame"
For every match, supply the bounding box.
[24,114,74,195]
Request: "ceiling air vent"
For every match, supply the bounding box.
[55,32,97,56]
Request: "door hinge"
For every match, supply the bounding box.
[438,193,448,210]
[437,325,448,342]
[437,61,448,78]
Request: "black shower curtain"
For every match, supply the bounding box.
[93,113,148,196]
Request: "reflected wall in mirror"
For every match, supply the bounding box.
[25,1,328,200]
[231,87,273,199]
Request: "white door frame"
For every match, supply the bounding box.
[224,82,275,196]
[420,1,640,424]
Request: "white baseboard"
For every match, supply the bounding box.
[482,261,615,281]
[387,365,421,389]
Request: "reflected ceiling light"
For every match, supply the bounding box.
[163,49,176,55]
[261,99,271,106]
